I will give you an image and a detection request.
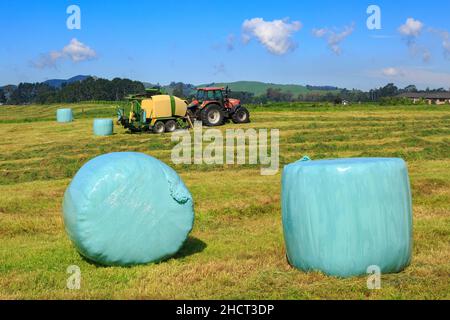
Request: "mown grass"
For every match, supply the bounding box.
[0,102,449,299]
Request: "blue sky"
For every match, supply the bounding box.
[1,0,449,90]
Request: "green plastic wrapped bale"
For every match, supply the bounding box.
[62,152,194,266]
[56,108,73,123]
[282,157,413,277]
[93,119,114,136]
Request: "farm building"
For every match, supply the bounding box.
[398,92,450,105]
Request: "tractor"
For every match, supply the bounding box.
[187,87,250,126]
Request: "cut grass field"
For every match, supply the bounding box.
[0,102,449,299]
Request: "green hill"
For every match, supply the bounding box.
[151,80,342,97]
[198,81,339,96]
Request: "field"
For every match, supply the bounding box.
[0,102,449,299]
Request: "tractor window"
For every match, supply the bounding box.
[206,91,215,100]
[214,90,223,100]
[197,90,205,100]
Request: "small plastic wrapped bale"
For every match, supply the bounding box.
[62,152,195,266]
[282,157,413,277]
[56,108,73,123]
[93,119,114,136]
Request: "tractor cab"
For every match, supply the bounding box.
[195,87,225,105]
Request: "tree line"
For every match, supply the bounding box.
[168,82,449,105]
[262,83,449,104]
[244,83,448,104]
[0,77,144,105]
[1,78,449,106]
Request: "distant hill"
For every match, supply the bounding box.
[43,75,90,88]
[0,84,17,91]
[143,82,157,88]
[0,85,18,100]
[143,81,324,96]
[197,81,340,96]
[2,76,341,99]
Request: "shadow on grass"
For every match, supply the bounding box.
[79,236,207,267]
[172,236,207,260]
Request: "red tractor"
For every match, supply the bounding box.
[187,87,250,126]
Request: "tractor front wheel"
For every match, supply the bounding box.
[201,104,224,127]
[231,107,250,124]
[164,120,177,133]
[153,121,165,134]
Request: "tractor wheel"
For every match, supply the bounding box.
[153,121,165,134]
[201,104,224,127]
[231,106,250,124]
[164,120,177,133]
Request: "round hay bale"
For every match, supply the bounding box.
[56,108,73,123]
[282,157,413,277]
[62,152,194,266]
[93,119,114,136]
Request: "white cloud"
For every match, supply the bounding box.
[32,53,60,69]
[312,28,327,38]
[382,67,404,77]
[312,24,355,55]
[408,43,432,62]
[397,18,431,62]
[398,18,424,37]
[378,67,450,88]
[429,28,450,59]
[242,18,302,55]
[32,38,97,69]
[62,38,96,62]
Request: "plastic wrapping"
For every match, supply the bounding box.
[282,157,413,277]
[56,108,73,123]
[62,152,194,266]
[93,119,114,136]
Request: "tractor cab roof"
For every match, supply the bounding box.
[196,87,225,91]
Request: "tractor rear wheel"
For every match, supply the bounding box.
[164,120,177,133]
[153,121,165,134]
[231,107,250,124]
[201,104,224,127]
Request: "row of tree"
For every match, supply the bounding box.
[0,89,6,104]
[169,82,449,104]
[262,83,449,104]
[1,77,145,105]
[2,78,449,105]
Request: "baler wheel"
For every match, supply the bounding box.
[164,120,177,133]
[153,121,165,134]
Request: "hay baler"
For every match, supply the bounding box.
[117,93,192,133]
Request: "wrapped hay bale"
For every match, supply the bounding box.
[93,119,114,136]
[62,152,194,266]
[56,108,73,123]
[282,157,413,277]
